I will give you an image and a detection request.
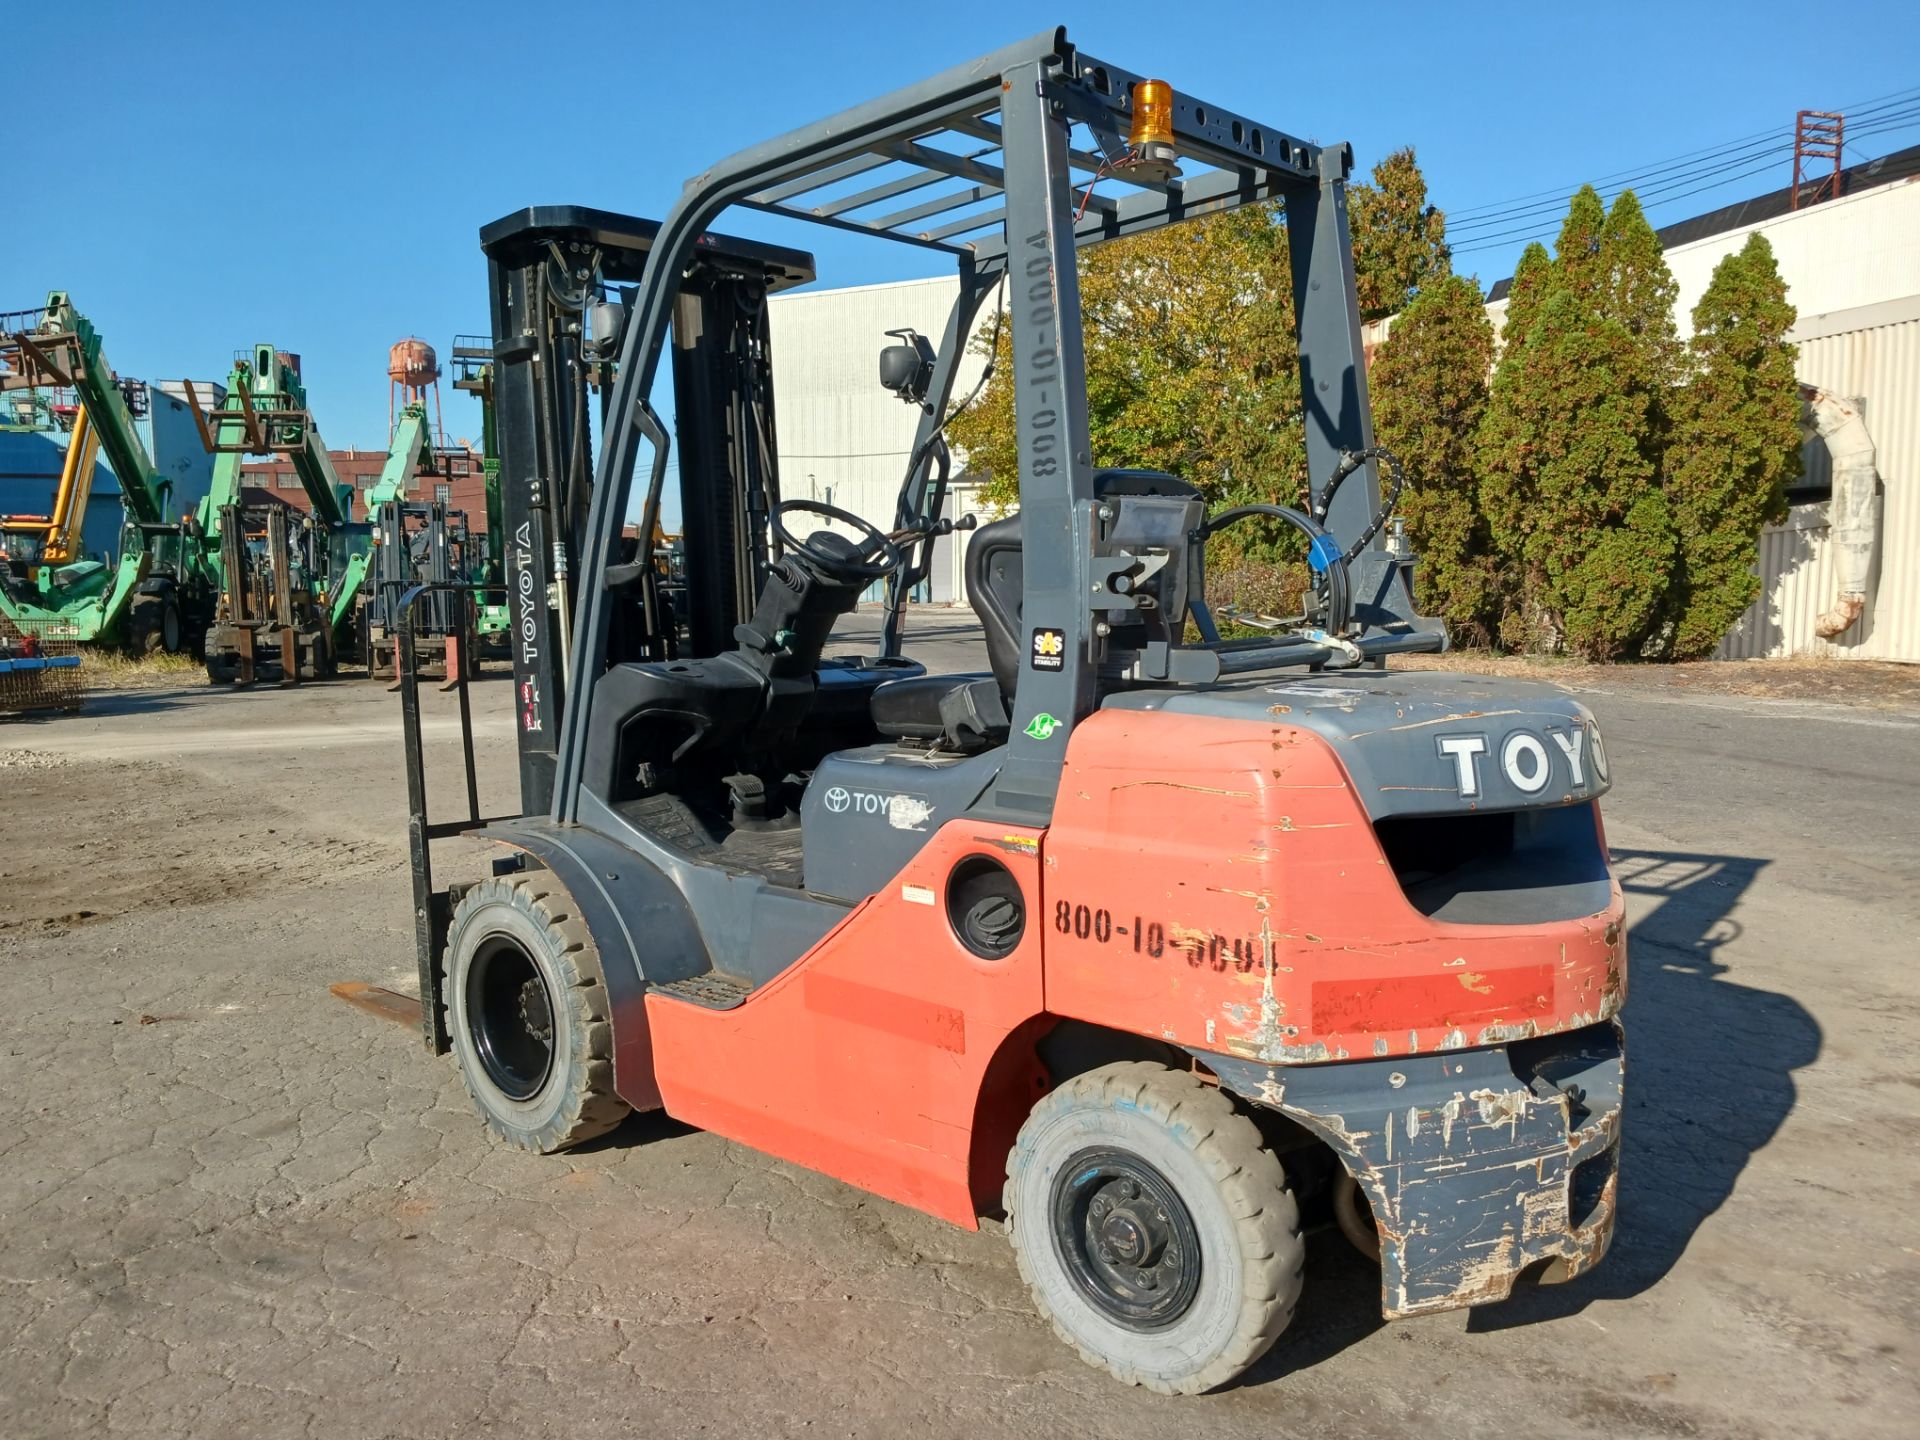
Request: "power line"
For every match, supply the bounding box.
[1448,133,1797,235]
[1449,128,1793,223]
[1445,83,1920,229]
[1449,106,1920,257]
[1449,103,1920,237]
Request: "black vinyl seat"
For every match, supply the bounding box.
[869,671,1006,751]
[867,470,1199,750]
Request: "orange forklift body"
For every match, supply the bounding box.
[641,706,1625,1317]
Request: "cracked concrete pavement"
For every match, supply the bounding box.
[2,612,1916,1438]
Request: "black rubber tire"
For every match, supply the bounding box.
[205,655,240,686]
[444,874,630,1153]
[124,593,165,655]
[158,596,183,654]
[1004,1061,1304,1395]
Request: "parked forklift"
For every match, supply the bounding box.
[398,33,1624,1395]
[189,345,358,684]
[450,335,510,657]
[0,293,213,653]
[355,401,482,682]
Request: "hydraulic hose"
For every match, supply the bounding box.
[1312,446,1407,565]
[1200,502,1351,636]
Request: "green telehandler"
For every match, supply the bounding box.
[0,292,213,653]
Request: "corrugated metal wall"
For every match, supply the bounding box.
[1718,306,1919,662]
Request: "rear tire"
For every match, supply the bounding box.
[1004,1061,1303,1395]
[159,596,183,654]
[445,874,629,1152]
[124,591,180,655]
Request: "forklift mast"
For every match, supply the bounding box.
[449,337,502,588]
[476,206,813,814]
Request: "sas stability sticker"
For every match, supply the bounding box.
[1030,626,1065,672]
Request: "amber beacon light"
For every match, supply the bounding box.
[1124,79,1181,182]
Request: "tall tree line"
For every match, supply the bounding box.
[946,153,1803,661]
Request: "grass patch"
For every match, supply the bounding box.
[83,650,205,691]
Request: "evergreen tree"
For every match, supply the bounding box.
[1599,190,1681,383]
[1501,242,1554,359]
[1479,288,1676,658]
[1660,233,1801,658]
[1480,186,1683,655]
[1552,184,1609,302]
[1371,274,1498,640]
[1348,147,1452,321]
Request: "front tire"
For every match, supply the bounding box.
[125,591,182,655]
[445,874,629,1152]
[1004,1061,1303,1395]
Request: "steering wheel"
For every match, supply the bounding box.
[770,499,904,582]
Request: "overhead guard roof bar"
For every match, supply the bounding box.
[736,39,1321,259]
[554,27,1348,822]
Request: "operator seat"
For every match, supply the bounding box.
[867,470,1201,748]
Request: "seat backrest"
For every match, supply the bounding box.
[965,513,1024,693]
[963,470,1203,699]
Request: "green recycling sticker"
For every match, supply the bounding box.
[1023,712,1063,741]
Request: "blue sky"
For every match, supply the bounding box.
[9,1,1917,449]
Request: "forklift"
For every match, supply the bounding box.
[358,405,479,683]
[400,31,1625,1394]
[190,345,354,684]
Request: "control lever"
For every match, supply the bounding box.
[886,512,978,545]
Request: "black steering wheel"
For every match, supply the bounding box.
[770,499,904,582]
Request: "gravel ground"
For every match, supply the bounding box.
[2,610,1916,1438]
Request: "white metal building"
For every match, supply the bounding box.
[1482,169,1920,662]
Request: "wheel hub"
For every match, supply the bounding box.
[465,937,556,1102]
[517,978,552,1042]
[1051,1150,1202,1330]
[1096,1197,1167,1269]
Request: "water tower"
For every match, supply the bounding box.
[388,336,445,444]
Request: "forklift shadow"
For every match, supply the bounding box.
[1242,847,1819,1382]
[1459,846,1821,1335]
[571,1107,699,1152]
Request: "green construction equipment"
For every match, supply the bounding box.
[0,292,211,653]
[358,402,479,681]
[451,335,508,656]
[187,345,360,684]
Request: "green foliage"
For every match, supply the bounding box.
[1348,148,1452,321]
[1659,233,1801,658]
[1370,274,1498,641]
[1479,285,1676,658]
[948,202,1302,519]
[1551,185,1608,300]
[949,148,1447,526]
[948,154,1803,664]
[1501,243,1553,356]
[1480,188,1689,657]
